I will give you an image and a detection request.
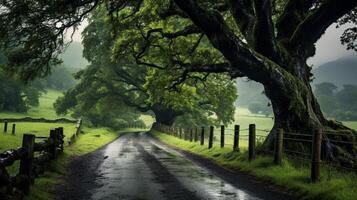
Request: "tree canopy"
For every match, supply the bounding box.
[54,9,237,127]
[1,0,357,165]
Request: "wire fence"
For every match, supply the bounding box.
[152,122,357,182]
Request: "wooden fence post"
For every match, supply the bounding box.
[49,129,58,159]
[190,128,193,142]
[208,126,214,149]
[274,128,284,165]
[12,124,16,135]
[248,124,256,161]
[58,127,64,150]
[311,128,322,183]
[19,134,35,194]
[3,121,8,133]
[200,127,205,145]
[233,125,240,151]
[220,125,225,148]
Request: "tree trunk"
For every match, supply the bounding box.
[152,105,183,126]
[262,59,357,167]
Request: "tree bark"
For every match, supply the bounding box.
[262,58,357,166]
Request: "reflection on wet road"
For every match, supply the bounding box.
[90,133,263,200]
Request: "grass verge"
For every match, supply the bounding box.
[151,130,357,200]
[24,127,145,200]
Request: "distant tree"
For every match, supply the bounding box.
[315,83,357,121]
[314,82,338,97]
[0,67,43,112]
[54,9,238,127]
[335,84,357,113]
[248,102,272,117]
[314,82,338,115]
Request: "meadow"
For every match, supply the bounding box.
[0,89,71,119]
[0,89,143,199]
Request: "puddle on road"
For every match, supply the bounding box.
[91,135,166,200]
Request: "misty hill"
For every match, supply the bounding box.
[312,56,357,88]
[235,56,357,115]
[60,42,88,69]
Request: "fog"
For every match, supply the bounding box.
[308,23,355,67]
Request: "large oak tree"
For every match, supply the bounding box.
[1,0,356,164]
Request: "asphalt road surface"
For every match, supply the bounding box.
[56,132,295,200]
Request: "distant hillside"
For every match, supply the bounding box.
[312,56,357,88]
[60,42,88,69]
[236,78,268,107]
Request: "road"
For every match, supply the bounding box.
[56,132,295,200]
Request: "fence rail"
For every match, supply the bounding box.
[152,123,357,183]
[0,127,65,199]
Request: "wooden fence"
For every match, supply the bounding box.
[153,123,356,183]
[68,119,82,145]
[0,127,65,199]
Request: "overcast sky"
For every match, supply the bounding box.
[68,21,356,67]
[308,23,356,67]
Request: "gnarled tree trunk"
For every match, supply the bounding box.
[262,58,357,166]
[151,105,183,126]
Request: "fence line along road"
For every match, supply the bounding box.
[0,127,64,199]
[152,123,356,184]
[0,118,82,199]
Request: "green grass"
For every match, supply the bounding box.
[0,89,71,119]
[343,121,357,130]
[139,114,155,127]
[1,122,77,175]
[151,130,357,200]
[0,89,147,199]
[231,107,356,132]
[24,126,125,200]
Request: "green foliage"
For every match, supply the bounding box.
[0,66,43,112]
[248,103,272,116]
[37,65,77,91]
[54,6,238,127]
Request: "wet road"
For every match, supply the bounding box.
[56,132,295,200]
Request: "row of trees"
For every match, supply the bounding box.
[0,51,77,113]
[0,53,44,112]
[54,8,237,128]
[0,0,356,164]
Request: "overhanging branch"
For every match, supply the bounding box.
[289,1,357,51]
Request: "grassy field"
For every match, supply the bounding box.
[0,89,71,119]
[0,89,145,199]
[214,108,357,149]
[152,130,357,200]
[139,114,155,128]
[1,122,77,175]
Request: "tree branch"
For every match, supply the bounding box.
[227,0,255,44]
[252,0,279,61]
[289,0,357,51]
[172,0,276,84]
[276,0,315,40]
